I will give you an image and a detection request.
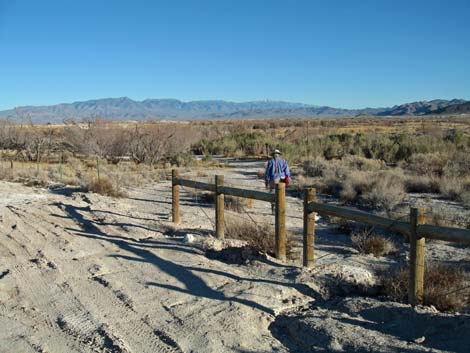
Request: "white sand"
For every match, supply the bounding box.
[0,160,468,353]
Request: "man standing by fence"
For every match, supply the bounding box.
[265,149,291,213]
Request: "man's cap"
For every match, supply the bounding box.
[272,149,282,155]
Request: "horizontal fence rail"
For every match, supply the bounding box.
[418,224,470,244]
[173,178,275,203]
[308,202,411,236]
[174,178,216,193]
[218,185,275,203]
[308,201,470,244]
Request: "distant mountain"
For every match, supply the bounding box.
[428,101,470,115]
[0,97,468,123]
[376,99,468,116]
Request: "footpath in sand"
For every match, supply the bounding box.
[0,159,469,353]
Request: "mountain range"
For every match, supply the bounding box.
[0,97,468,123]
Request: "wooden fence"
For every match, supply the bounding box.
[172,170,288,260]
[171,170,470,306]
[303,187,470,306]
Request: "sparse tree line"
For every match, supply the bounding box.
[0,118,199,166]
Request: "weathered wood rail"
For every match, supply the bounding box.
[171,170,470,306]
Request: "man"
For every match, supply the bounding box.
[265,148,291,191]
[265,149,291,214]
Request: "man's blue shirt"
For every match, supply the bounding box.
[265,157,291,183]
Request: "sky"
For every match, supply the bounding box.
[0,0,469,110]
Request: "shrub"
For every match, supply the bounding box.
[85,178,126,197]
[406,153,447,176]
[302,157,331,178]
[339,171,370,203]
[381,264,468,312]
[338,169,405,212]
[290,174,315,196]
[351,229,396,257]
[224,196,252,213]
[443,152,470,178]
[330,217,355,235]
[168,152,196,167]
[460,191,470,207]
[362,170,405,212]
[342,155,386,171]
[405,175,440,193]
[224,216,296,260]
[439,178,466,201]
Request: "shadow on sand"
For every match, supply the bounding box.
[52,202,318,316]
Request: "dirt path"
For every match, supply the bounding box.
[1,159,469,353]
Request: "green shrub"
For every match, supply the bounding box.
[168,152,196,167]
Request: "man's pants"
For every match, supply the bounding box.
[269,178,280,214]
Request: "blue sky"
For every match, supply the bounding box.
[0,0,469,110]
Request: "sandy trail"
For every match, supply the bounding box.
[0,159,469,353]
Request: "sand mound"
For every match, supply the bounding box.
[271,296,470,353]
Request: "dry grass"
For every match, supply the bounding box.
[0,158,167,192]
[363,170,406,213]
[439,177,470,206]
[406,152,447,176]
[224,215,296,259]
[197,191,215,204]
[191,192,253,213]
[337,169,406,213]
[423,205,470,229]
[84,178,127,198]
[225,196,253,212]
[381,263,469,312]
[405,175,440,193]
[342,155,386,171]
[329,216,355,235]
[351,229,396,257]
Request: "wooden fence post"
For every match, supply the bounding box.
[172,169,180,224]
[275,183,286,261]
[303,188,316,267]
[409,207,426,306]
[215,175,225,239]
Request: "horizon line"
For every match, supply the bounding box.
[1,95,469,112]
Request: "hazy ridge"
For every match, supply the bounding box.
[0,97,468,123]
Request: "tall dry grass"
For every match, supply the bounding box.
[381,263,469,312]
[224,215,296,260]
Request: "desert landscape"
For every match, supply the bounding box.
[2,1,470,351]
[0,116,469,352]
